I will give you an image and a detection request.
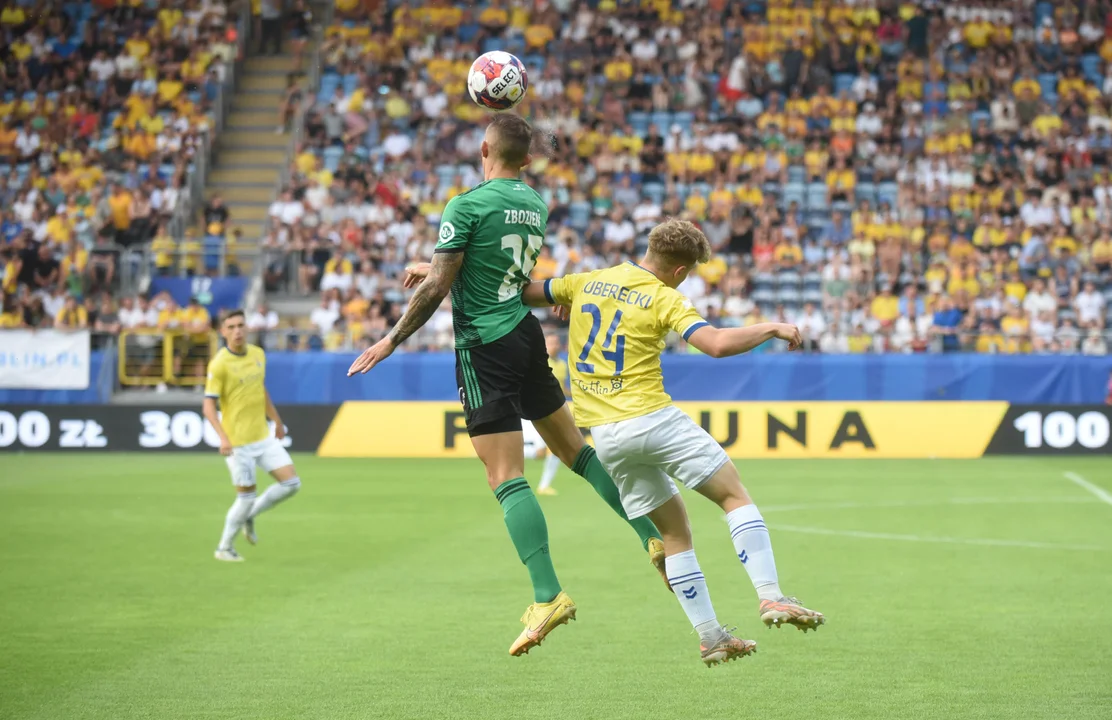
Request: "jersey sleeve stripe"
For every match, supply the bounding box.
[682,321,710,341]
[204,393,219,398]
[433,247,464,254]
[543,279,555,304]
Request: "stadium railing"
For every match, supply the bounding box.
[118,330,218,387]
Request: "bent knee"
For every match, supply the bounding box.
[280,476,302,493]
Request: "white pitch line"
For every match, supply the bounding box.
[1063,472,1112,507]
[759,497,1097,514]
[772,524,1108,552]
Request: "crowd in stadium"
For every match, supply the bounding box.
[4,0,1112,357]
[0,0,235,336]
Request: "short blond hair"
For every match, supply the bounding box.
[646,218,711,268]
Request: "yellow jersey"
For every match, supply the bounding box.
[545,261,707,428]
[203,344,270,447]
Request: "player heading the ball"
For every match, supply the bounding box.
[522,219,826,666]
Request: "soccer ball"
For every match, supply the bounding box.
[467,51,528,112]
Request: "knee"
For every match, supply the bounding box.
[485,467,520,492]
[281,476,302,494]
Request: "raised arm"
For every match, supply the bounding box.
[347,251,464,375]
[686,322,802,358]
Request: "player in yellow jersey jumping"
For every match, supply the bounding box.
[522,219,824,666]
[202,310,302,562]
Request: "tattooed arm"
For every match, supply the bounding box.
[347,251,463,376]
[387,251,463,347]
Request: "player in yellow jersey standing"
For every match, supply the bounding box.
[522,219,824,666]
[202,310,302,562]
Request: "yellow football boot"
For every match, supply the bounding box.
[509,590,577,656]
[646,537,672,592]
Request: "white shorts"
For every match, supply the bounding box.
[225,437,294,488]
[591,405,731,519]
[522,420,548,460]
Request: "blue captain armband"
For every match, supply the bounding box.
[682,321,709,341]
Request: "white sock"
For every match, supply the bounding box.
[726,504,782,601]
[538,454,561,490]
[218,491,256,550]
[249,477,301,519]
[665,549,719,639]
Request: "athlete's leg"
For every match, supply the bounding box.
[537,452,561,494]
[460,319,575,655]
[470,423,562,604]
[533,404,662,550]
[694,460,825,630]
[593,417,755,666]
[216,446,257,559]
[471,424,575,656]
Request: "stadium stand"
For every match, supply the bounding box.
[4,0,1112,368]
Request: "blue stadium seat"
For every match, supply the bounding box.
[834,73,856,95]
[807,186,829,211]
[802,288,823,304]
[1038,73,1059,103]
[788,166,806,184]
[781,183,805,209]
[877,182,899,207]
[855,182,877,205]
[568,201,591,230]
[642,182,665,204]
[777,287,802,305]
[323,146,344,172]
[778,271,802,289]
[752,271,776,291]
[802,272,822,291]
[629,111,650,137]
[1081,54,1102,85]
[650,111,672,131]
[752,288,776,305]
[1035,2,1054,24]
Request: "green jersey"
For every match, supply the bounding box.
[434,178,548,349]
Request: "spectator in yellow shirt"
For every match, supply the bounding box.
[55,295,88,329]
[974,322,1008,353]
[1032,105,1063,137]
[870,286,900,326]
[847,324,873,353]
[525,21,555,49]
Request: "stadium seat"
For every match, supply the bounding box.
[777,271,802,289]
[802,288,823,304]
[752,272,776,291]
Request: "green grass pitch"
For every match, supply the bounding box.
[1,454,1110,720]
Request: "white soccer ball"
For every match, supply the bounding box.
[467,50,529,112]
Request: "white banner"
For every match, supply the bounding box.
[0,330,91,390]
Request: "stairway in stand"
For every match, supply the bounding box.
[205,53,301,245]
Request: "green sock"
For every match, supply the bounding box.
[571,446,662,550]
[494,478,562,604]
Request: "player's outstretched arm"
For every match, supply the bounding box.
[521,282,553,307]
[347,251,464,376]
[686,323,802,358]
